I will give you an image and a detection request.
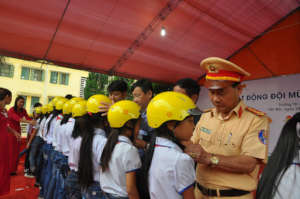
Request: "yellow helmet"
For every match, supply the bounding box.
[47,103,54,113]
[41,106,48,114]
[87,94,112,113]
[147,91,201,128]
[55,98,68,111]
[35,107,42,114]
[63,97,84,115]
[50,96,64,106]
[108,100,141,128]
[72,100,87,118]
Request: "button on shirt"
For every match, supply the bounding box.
[100,135,141,197]
[92,128,107,182]
[149,137,195,199]
[191,100,269,191]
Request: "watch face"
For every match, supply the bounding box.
[211,156,219,165]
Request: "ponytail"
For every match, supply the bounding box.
[100,129,120,172]
[78,117,95,190]
[61,114,72,125]
[46,109,61,135]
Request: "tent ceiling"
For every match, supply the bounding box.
[0,0,299,83]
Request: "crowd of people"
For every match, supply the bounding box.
[0,57,299,199]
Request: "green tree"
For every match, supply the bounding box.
[84,72,109,99]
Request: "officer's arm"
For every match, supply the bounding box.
[182,186,195,199]
[185,144,259,174]
[205,154,258,174]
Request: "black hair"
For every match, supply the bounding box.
[138,120,186,196]
[232,82,240,88]
[46,109,61,135]
[60,113,72,125]
[100,119,137,172]
[65,94,73,100]
[78,113,106,190]
[71,115,89,139]
[34,102,42,108]
[131,79,153,94]
[13,96,25,112]
[257,112,300,199]
[0,87,12,101]
[107,80,128,93]
[174,78,200,97]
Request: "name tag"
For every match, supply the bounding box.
[200,127,211,134]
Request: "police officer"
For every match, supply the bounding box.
[185,57,270,199]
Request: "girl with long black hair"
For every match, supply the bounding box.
[78,94,111,199]
[64,100,88,199]
[141,91,201,199]
[257,112,300,199]
[100,100,141,199]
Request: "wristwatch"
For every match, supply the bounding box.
[210,155,219,166]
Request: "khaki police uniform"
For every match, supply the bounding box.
[191,57,270,199]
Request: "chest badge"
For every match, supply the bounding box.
[200,127,211,134]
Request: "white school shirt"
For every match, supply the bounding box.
[36,117,46,137]
[100,135,141,197]
[91,128,107,182]
[45,114,62,145]
[149,137,196,199]
[274,152,300,199]
[52,114,63,149]
[68,136,82,172]
[57,118,75,155]
[42,114,53,141]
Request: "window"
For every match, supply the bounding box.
[21,67,44,81]
[48,97,54,103]
[50,72,58,84]
[0,63,14,77]
[50,71,69,85]
[30,97,40,113]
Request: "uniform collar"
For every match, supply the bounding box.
[212,100,246,120]
[118,135,133,145]
[94,128,106,137]
[155,137,183,153]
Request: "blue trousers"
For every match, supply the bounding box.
[65,170,82,199]
[40,144,53,197]
[82,181,104,199]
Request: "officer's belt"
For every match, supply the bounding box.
[196,182,250,197]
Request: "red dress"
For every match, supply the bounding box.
[7,107,31,173]
[0,109,10,196]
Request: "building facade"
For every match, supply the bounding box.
[0,57,88,113]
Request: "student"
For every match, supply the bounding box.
[0,88,12,196]
[99,80,128,115]
[7,96,35,174]
[256,112,300,199]
[25,104,42,178]
[108,80,128,103]
[142,91,201,199]
[173,78,201,125]
[65,100,87,199]
[78,95,111,199]
[100,100,141,199]
[131,79,153,156]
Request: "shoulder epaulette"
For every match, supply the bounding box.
[245,107,265,116]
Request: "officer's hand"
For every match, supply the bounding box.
[98,102,112,116]
[184,144,210,165]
